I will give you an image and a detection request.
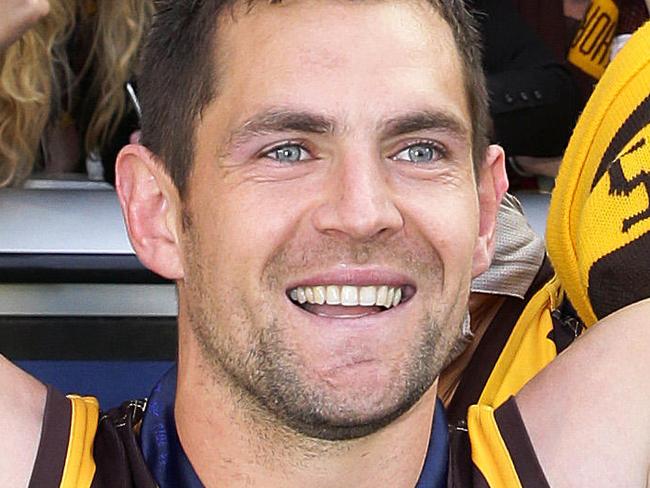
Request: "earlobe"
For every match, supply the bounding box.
[472,144,508,277]
[115,144,185,280]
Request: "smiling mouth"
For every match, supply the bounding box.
[287,285,413,318]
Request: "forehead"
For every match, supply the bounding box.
[206,0,469,135]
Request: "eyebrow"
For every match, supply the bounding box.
[229,109,336,146]
[227,107,470,148]
[380,110,470,142]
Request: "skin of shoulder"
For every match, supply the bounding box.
[517,298,650,487]
[0,354,47,487]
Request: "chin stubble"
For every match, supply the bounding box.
[182,218,470,443]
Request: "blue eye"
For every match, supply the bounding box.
[393,143,443,164]
[266,144,310,162]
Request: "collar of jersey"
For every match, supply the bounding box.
[139,365,447,488]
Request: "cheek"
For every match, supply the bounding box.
[188,178,311,282]
[398,183,480,266]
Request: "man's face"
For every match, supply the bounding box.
[178,0,492,440]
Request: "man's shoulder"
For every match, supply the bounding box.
[34,388,156,488]
[29,386,99,487]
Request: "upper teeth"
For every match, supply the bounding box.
[289,285,403,308]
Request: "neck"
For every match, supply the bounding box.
[174,324,438,488]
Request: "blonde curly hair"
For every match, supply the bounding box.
[0,0,154,187]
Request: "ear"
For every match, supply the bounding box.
[472,144,508,278]
[115,144,185,280]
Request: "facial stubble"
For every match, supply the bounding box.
[182,218,470,442]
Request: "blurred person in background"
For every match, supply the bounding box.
[514,0,649,105]
[567,0,649,94]
[467,0,582,188]
[503,0,649,179]
[0,0,153,187]
[471,0,649,184]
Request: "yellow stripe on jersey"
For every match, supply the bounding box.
[60,395,99,488]
[568,0,619,79]
[468,277,561,486]
[467,404,521,488]
[477,275,562,409]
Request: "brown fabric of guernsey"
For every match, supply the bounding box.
[447,258,554,426]
[29,386,72,488]
[91,400,158,488]
[450,397,550,487]
[28,386,158,488]
[493,397,550,488]
[446,259,554,488]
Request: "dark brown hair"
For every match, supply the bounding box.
[139,0,489,196]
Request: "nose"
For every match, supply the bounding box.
[311,152,404,241]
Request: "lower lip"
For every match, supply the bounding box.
[303,303,387,318]
[288,298,412,327]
